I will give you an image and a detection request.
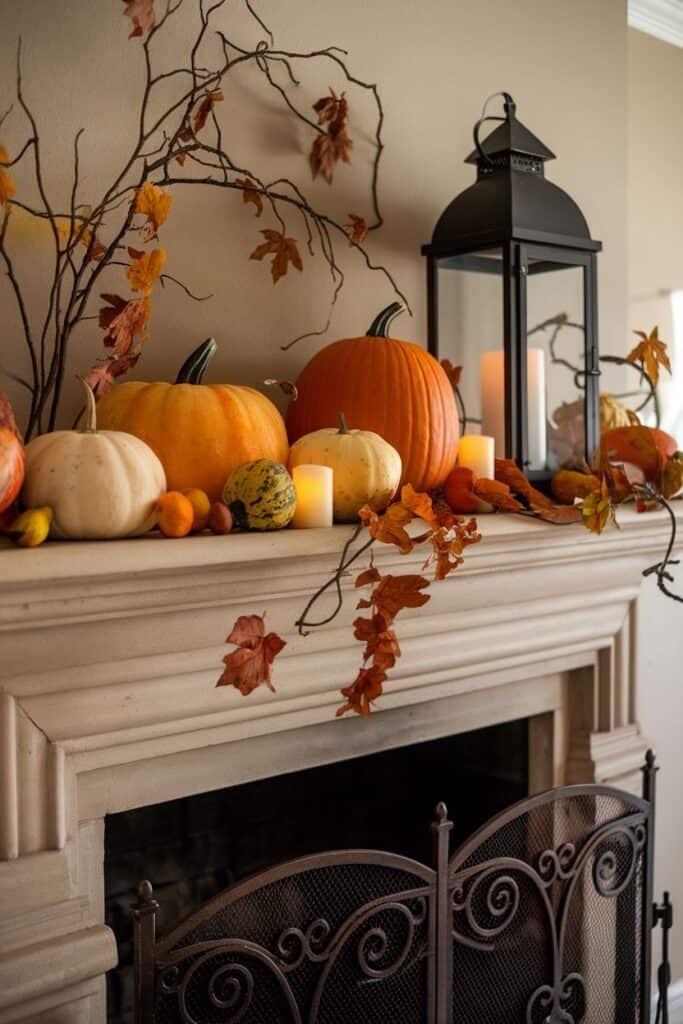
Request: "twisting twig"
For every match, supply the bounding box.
[295,524,374,635]
[642,495,683,604]
[1,0,407,434]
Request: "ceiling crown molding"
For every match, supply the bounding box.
[629,0,683,48]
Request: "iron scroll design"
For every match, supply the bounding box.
[152,884,432,1024]
[449,811,648,1024]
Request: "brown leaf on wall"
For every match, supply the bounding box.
[237,178,264,217]
[250,229,303,284]
[122,0,155,38]
[310,90,352,184]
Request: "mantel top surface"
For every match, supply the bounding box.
[0,504,680,588]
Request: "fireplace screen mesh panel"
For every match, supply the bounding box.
[449,791,647,1024]
[131,764,656,1024]
[150,856,434,1024]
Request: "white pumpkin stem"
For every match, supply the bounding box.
[77,376,98,433]
[338,412,349,434]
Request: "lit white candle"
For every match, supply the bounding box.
[480,350,506,457]
[480,348,547,471]
[458,435,495,479]
[291,465,333,528]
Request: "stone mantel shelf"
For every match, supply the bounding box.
[0,505,680,1022]
[1,504,680,602]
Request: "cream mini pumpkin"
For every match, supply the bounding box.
[288,414,402,522]
[21,378,166,540]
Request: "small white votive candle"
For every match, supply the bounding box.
[292,464,334,528]
[457,435,495,479]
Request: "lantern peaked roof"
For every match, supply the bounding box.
[464,114,555,165]
[424,94,601,255]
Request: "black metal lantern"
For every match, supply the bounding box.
[422,92,601,482]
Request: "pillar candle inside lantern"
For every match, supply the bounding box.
[291,465,334,528]
[458,435,495,479]
[480,348,547,471]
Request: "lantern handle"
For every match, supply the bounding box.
[473,92,516,167]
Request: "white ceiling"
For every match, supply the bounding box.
[628,0,683,47]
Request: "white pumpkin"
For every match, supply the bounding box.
[22,379,166,540]
[288,413,402,522]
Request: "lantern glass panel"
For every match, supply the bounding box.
[435,247,505,444]
[525,258,586,474]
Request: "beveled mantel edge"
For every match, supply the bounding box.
[0,503,681,592]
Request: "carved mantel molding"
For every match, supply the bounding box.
[0,506,680,1022]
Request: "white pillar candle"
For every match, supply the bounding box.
[480,350,506,458]
[457,435,495,479]
[291,465,333,528]
[526,347,547,472]
[480,348,547,471]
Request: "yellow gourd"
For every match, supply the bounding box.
[288,414,402,522]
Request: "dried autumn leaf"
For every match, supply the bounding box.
[135,181,172,241]
[123,0,155,38]
[359,502,414,553]
[310,90,352,184]
[0,145,15,209]
[399,484,439,527]
[85,353,140,396]
[495,458,555,510]
[353,614,401,671]
[99,294,151,357]
[237,178,263,218]
[355,565,381,588]
[660,452,683,500]
[627,327,671,388]
[126,246,166,295]
[581,478,617,535]
[473,477,525,513]
[336,665,387,718]
[250,229,303,284]
[193,90,223,134]
[529,504,583,525]
[345,213,368,245]
[216,612,286,695]
[440,359,463,389]
[601,425,663,483]
[372,573,430,621]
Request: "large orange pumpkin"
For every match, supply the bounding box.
[286,303,460,490]
[0,392,25,514]
[96,339,289,499]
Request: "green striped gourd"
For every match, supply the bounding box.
[223,459,296,530]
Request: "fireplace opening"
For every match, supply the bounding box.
[104,717,528,1022]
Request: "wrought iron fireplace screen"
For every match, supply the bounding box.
[131,754,658,1023]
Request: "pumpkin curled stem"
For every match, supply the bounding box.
[366,302,405,338]
[175,338,217,385]
[76,376,98,433]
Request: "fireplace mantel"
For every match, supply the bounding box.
[0,506,680,1022]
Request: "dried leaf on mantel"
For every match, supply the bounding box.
[216,613,286,695]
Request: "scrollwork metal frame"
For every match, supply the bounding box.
[131,754,658,1024]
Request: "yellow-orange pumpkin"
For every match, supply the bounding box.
[96,339,289,500]
[286,303,460,490]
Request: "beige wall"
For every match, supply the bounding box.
[0,0,628,430]
[629,26,683,986]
